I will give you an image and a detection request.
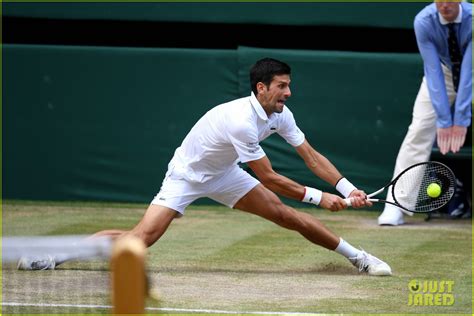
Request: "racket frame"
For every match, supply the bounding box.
[344,161,456,213]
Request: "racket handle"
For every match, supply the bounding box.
[343,198,352,206]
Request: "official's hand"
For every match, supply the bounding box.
[348,190,372,208]
[450,125,467,153]
[437,127,451,155]
[320,192,347,212]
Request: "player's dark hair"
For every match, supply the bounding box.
[250,58,291,95]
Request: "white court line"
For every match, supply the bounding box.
[151,307,319,315]
[2,302,110,309]
[2,302,320,315]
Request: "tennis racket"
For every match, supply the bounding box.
[344,161,456,213]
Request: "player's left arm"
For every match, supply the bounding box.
[294,139,371,208]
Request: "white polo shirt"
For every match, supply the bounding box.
[169,92,305,183]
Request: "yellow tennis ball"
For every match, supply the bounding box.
[427,183,441,198]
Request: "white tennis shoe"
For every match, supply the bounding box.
[17,255,56,270]
[378,205,405,226]
[349,250,392,276]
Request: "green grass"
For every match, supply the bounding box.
[2,200,472,314]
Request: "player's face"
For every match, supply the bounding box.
[436,1,460,22]
[258,74,291,116]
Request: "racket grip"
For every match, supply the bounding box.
[343,198,352,206]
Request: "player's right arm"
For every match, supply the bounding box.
[227,112,356,211]
[246,156,348,212]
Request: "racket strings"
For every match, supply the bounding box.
[392,163,455,212]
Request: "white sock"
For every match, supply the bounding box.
[334,238,361,259]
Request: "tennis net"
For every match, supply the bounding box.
[2,235,147,314]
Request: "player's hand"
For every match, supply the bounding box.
[348,190,372,208]
[437,127,451,155]
[450,125,467,154]
[320,192,348,212]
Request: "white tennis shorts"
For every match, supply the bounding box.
[151,165,260,215]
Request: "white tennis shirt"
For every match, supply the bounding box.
[169,92,305,183]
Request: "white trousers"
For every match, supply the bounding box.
[385,65,456,205]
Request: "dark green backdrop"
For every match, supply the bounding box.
[3,44,423,204]
[3,2,427,28]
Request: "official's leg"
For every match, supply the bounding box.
[378,77,437,225]
[394,77,438,175]
[379,68,457,225]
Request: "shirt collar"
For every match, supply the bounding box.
[250,92,269,121]
[438,4,463,25]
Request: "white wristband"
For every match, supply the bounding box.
[335,177,357,198]
[302,186,323,205]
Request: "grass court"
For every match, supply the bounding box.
[2,200,472,314]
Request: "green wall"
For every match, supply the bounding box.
[3,44,423,204]
[3,45,238,201]
[4,2,427,28]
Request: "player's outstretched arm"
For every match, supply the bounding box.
[246,156,349,211]
[294,139,371,208]
[294,139,343,185]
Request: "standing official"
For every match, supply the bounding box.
[379,0,472,225]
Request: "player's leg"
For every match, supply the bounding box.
[19,164,196,270]
[234,184,391,276]
[65,184,184,264]
[234,184,339,249]
[212,168,340,250]
[126,204,178,247]
[90,230,127,239]
[91,204,179,247]
[128,165,205,247]
[18,204,179,270]
[211,168,391,276]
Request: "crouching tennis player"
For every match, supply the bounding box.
[19,58,391,276]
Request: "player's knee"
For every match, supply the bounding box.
[129,227,158,247]
[140,233,158,248]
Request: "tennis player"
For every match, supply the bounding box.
[19,58,391,276]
